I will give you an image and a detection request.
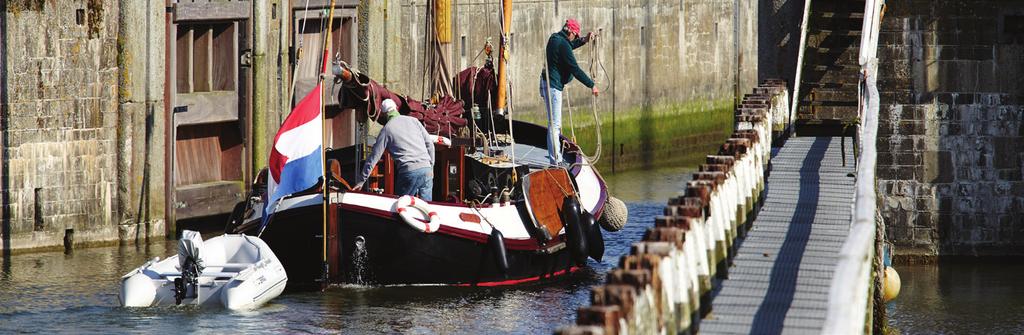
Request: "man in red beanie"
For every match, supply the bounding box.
[540,19,599,166]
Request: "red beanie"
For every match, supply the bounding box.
[565,19,581,35]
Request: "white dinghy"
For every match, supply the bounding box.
[119,231,288,310]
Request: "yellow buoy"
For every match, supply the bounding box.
[882,266,901,303]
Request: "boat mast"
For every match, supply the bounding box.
[495,0,512,115]
[320,0,338,287]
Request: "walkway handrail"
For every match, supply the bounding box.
[822,0,885,333]
[788,0,813,128]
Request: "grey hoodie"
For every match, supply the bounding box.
[357,115,435,184]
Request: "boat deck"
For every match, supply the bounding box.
[484,142,569,169]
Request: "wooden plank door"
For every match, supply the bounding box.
[168,2,252,221]
[292,5,359,150]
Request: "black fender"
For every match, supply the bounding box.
[562,197,588,265]
[224,201,248,234]
[580,209,604,262]
[488,228,510,275]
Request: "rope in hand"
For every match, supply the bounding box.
[566,31,610,167]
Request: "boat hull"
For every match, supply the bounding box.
[239,121,611,287]
[256,203,579,287]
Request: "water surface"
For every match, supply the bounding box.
[5,165,1022,334]
[0,166,693,334]
[887,262,1024,334]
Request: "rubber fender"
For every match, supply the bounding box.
[489,229,510,275]
[883,266,901,303]
[561,197,588,265]
[598,196,628,232]
[580,209,604,262]
[224,201,247,233]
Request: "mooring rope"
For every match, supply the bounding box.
[563,31,609,166]
[286,0,315,107]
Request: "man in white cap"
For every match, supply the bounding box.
[354,99,436,200]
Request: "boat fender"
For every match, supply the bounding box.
[488,228,510,274]
[579,209,604,262]
[224,201,247,233]
[561,197,589,265]
[597,196,629,232]
[395,195,441,233]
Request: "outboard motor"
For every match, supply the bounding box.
[174,230,206,305]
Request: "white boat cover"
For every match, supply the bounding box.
[177,230,206,273]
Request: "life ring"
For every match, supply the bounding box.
[434,135,452,147]
[395,195,440,233]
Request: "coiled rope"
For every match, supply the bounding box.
[565,31,610,166]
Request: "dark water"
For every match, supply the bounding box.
[886,262,1024,334]
[0,166,693,334]
[7,165,1014,334]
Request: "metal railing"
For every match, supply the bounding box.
[788,0,814,128]
[822,0,885,333]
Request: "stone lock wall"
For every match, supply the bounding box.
[556,81,788,334]
[759,0,806,104]
[390,0,760,120]
[1,0,301,253]
[876,1,1024,258]
[1,0,129,251]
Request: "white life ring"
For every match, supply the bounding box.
[434,135,452,147]
[394,195,440,233]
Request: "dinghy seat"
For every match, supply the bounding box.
[167,232,257,279]
[158,263,255,279]
[158,271,239,279]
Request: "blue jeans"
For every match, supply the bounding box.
[396,167,433,201]
[539,79,563,165]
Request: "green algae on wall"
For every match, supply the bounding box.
[518,99,735,172]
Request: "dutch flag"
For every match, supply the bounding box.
[263,83,324,228]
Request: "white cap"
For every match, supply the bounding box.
[381,99,398,114]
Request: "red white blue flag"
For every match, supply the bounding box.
[264,83,324,226]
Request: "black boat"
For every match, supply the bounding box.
[228,116,624,287]
[226,0,627,288]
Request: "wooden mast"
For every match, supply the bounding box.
[320,0,338,287]
[495,0,512,114]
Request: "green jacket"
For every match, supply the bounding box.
[540,31,594,91]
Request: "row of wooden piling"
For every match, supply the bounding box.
[557,80,790,335]
[756,79,792,140]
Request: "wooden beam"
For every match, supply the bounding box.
[294,8,357,21]
[174,2,251,22]
[175,181,245,220]
[291,0,359,9]
[175,92,240,126]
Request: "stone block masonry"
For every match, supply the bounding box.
[556,81,787,334]
[392,0,760,122]
[877,0,1024,259]
[1,0,124,252]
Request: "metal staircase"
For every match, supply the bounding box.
[793,0,867,135]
